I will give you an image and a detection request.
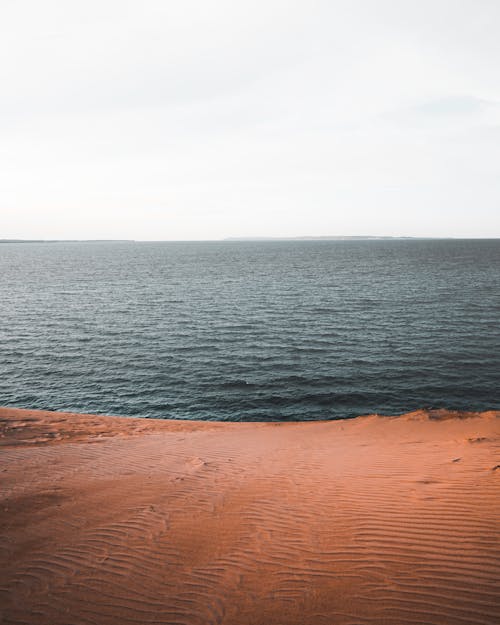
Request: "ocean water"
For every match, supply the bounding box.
[0,240,498,421]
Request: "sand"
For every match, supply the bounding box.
[1,407,499,625]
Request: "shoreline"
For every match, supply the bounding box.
[1,406,499,624]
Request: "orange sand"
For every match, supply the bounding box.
[1,406,499,625]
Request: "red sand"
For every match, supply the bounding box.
[1,406,499,625]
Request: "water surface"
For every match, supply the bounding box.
[1,240,498,420]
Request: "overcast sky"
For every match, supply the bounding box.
[1,0,499,239]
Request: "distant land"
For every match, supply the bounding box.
[224,235,421,241]
[0,239,134,243]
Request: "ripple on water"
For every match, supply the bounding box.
[0,239,499,421]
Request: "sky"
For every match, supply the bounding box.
[1,0,499,240]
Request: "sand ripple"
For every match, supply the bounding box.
[1,407,499,624]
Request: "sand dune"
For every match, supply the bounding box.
[1,407,499,625]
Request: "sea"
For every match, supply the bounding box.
[0,239,498,421]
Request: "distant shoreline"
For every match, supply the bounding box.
[0,239,134,244]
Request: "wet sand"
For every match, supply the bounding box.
[1,406,499,625]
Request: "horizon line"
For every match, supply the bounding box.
[1,236,500,243]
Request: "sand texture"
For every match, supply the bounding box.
[1,407,499,625]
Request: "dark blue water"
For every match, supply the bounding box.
[0,240,498,421]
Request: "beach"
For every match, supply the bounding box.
[1,406,499,625]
